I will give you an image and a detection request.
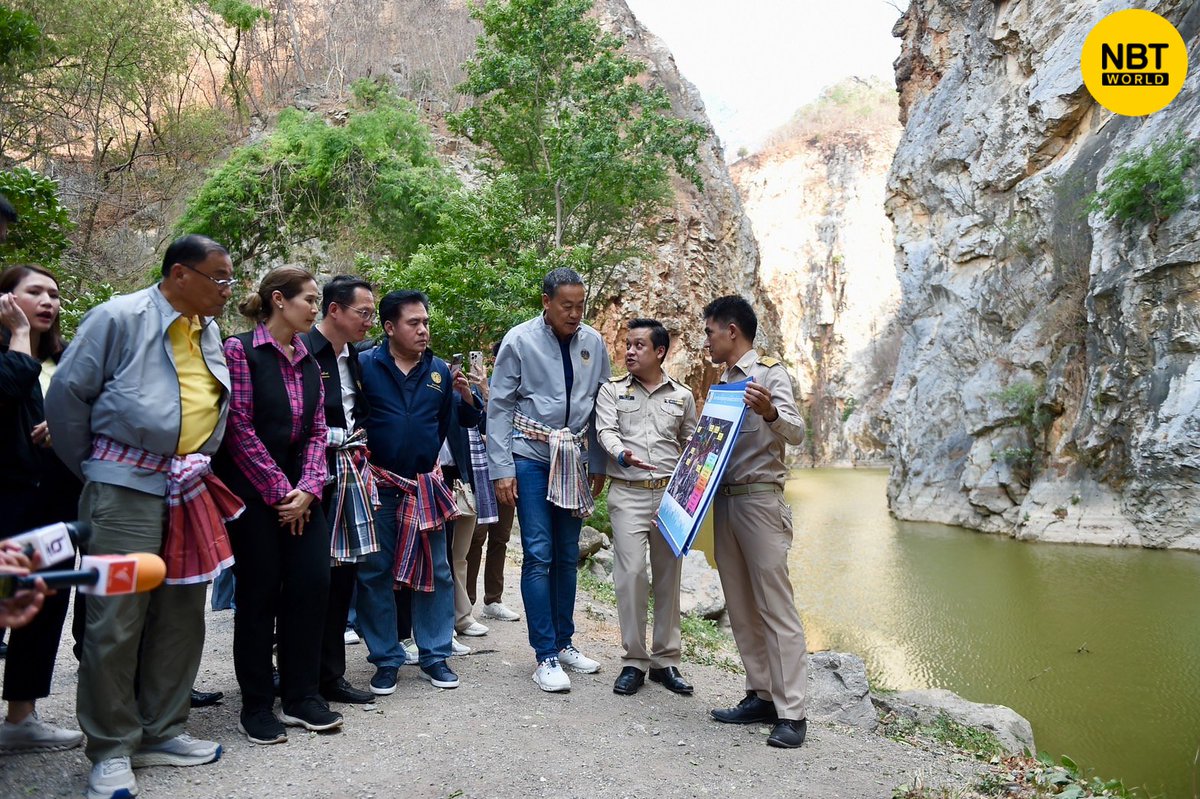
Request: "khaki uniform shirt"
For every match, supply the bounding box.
[719,349,805,487]
[595,372,698,481]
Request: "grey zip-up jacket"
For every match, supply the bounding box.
[45,285,231,496]
[486,314,611,480]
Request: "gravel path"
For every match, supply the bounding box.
[0,559,984,798]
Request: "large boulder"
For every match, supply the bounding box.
[578,525,609,563]
[588,547,614,579]
[678,550,725,620]
[878,688,1035,754]
[806,651,878,732]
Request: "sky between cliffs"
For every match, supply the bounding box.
[625,0,905,155]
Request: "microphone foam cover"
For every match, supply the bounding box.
[130,553,167,592]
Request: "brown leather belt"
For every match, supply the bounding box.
[610,477,671,490]
[718,482,782,497]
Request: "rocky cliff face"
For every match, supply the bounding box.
[590,1,781,393]
[886,0,1200,548]
[731,83,902,465]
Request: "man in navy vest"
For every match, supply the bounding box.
[301,276,377,705]
[356,290,481,695]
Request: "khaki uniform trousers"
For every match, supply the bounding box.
[76,482,208,762]
[450,506,480,633]
[608,482,683,670]
[713,490,807,720]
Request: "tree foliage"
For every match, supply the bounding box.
[448,0,705,307]
[1088,131,1199,226]
[0,167,74,266]
[177,79,456,267]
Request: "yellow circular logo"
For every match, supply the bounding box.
[1081,9,1187,116]
[431,371,442,384]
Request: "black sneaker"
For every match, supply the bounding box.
[321,678,374,704]
[370,666,399,696]
[418,661,460,689]
[710,692,779,724]
[238,708,287,745]
[278,697,343,732]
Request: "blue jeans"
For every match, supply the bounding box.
[514,457,583,663]
[210,568,235,611]
[356,488,453,668]
[355,490,406,668]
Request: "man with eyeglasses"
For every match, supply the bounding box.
[299,276,378,706]
[46,235,237,799]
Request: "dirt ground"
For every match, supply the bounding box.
[0,559,985,799]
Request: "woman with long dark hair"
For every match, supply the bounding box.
[0,264,84,753]
[216,267,341,745]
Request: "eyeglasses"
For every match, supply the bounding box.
[177,262,237,289]
[338,304,376,323]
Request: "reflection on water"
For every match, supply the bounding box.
[699,469,1200,798]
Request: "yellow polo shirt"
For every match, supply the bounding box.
[169,315,221,455]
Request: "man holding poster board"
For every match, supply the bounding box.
[701,295,809,749]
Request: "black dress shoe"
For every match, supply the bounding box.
[612,666,646,695]
[767,718,807,748]
[710,692,778,724]
[321,678,375,704]
[649,666,694,695]
[190,688,224,708]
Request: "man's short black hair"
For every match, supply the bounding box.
[161,234,229,278]
[0,194,17,223]
[379,289,429,326]
[542,267,584,298]
[628,318,670,358]
[702,295,758,342]
[322,275,373,314]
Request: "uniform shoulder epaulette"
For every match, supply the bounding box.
[757,355,782,368]
[609,373,629,382]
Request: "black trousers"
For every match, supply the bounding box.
[0,485,74,702]
[229,500,330,712]
[319,564,357,689]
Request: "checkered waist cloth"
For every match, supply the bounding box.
[512,412,593,518]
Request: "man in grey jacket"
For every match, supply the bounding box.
[46,235,235,799]
[487,267,611,692]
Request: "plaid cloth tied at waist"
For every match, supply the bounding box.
[328,429,380,564]
[90,435,244,585]
[512,412,593,518]
[371,464,459,592]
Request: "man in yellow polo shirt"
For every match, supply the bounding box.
[47,235,236,799]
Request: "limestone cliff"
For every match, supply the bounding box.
[590,0,781,393]
[731,80,903,465]
[886,0,1200,548]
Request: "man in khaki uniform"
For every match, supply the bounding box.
[702,295,809,749]
[595,319,698,697]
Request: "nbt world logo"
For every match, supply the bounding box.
[1081,8,1189,116]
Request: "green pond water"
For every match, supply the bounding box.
[693,469,1200,797]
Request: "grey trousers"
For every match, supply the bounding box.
[713,490,808,721]
[77,482,207,762]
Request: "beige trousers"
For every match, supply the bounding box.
[451,508,480,633]
[608,483,683,670]
[712,490,808,720]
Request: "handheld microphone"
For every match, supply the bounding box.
[0,553,166,599]
[10,522,91,568]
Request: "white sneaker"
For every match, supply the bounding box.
[451,636,472,656]
[532,657,571,692]
[481,602,521,621]
[400,638,419,665]
[130,733,221,768]
[87,756,138,799]
[0,710,84,753]
[459,621,489,637]
[343,628,360,645]
[558,645,600,674]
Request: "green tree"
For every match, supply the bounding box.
[177,79,456,267]
[449,0,705,307]
[0,167,74,266]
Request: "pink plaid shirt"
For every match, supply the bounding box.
[223,324,328,505]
